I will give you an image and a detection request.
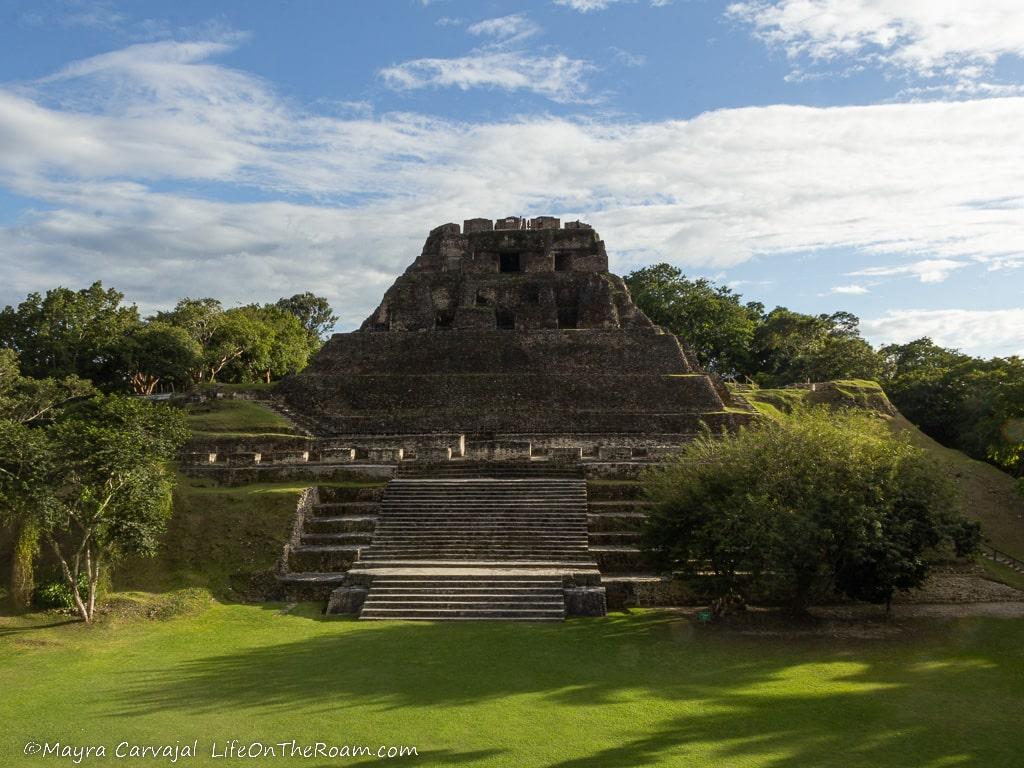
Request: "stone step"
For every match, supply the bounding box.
[352,559,597,569]
[366,593,565,598]
[362,600,563,611]
[589,532,642,545]
[304,515,378,533]
[587,500,652,514]
[312,502,380,517]
[587,512,648,531]
[301,532,375,545]
[359,609,565,621]
[288,545,362,572]
[585,482,645,501]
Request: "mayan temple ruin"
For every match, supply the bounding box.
[268,216,756,620]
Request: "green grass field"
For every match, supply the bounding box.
[2,604,1022,767]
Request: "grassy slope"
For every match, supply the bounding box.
[2,605,1023,767]
[185,398,299,438]
[108,400,314,595]
[740,382,1024,560]
[116,475,310,596]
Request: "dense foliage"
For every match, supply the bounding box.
[0,283,337,393]
[643,407,970,613]
[626,265,1023,477]
[0,384,189,621]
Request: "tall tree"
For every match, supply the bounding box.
[39,395,189,623]
[0,349,94,607]
[117,322,202,394]
[624,264,761,375]
[0,282,140,384]
[275,292,338,346]
[752,308,882,386]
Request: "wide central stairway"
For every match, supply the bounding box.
[350,475,598,621]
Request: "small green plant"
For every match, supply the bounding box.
[34,580,87,610]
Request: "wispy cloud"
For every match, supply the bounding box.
[555,0,671,11]
[466,14,540,43]
[380,13,594,103]
[728,1,1024,96]
[862,309,1024,357]
[380,51,595,103]
[848,259,969,284]
[3,39,1024,355]
[830,284,869,295]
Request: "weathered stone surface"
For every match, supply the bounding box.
[282,218,752,441]
[564,586,608,616]
[326,586,369,614]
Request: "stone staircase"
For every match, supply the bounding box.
[277,485,383,598]
[357,479,591,566]
[359,574,567,621]
[349,478,599,620]
[397,460,583,479]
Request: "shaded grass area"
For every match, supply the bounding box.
[185,399,298,436]
[2,606,1023,767]
[116,475,383,597]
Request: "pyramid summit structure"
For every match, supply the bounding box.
[281,216,753,454]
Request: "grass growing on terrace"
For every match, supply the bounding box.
[185,399,298,436]
[1,606,1022,767]
[116,475,384,597]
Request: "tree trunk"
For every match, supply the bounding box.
[50,538,91,623]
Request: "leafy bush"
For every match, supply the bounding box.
[34,580,87,610]
[643,406,966,613]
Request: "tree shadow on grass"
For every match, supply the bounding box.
[114,613,1022,767]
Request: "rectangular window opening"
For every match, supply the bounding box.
[557,306,578,329]
[499,252,521,273]
[496,308,516,330]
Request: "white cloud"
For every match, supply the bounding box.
[728,1,1024,93]
[380,51,594,103]
[862,309,1024,357]
[555,0,670,11]
[831,284,869,294]
[3,39,1024,356]
[466,14,540,42]
[848,258,969,284]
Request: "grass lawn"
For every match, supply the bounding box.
[1,605,1022,767]
[185,399,299,436]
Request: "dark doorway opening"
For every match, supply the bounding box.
[557,306,578,329]
[495,309,516,329]
[434,309,455,329]
[499,252,521,273]
[554,253,571,272]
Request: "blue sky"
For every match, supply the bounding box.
[1,0,1023,355]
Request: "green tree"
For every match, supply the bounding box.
[0,349,94,607]
[39,395,189,623]
[0,282,140,384]
[152,298,225,383]
[643,407,962,614]
[624,264,761,375]
[117,322,202,394]
[752,308,882,386]
[0,421,53,607]
[275,292,338,347]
